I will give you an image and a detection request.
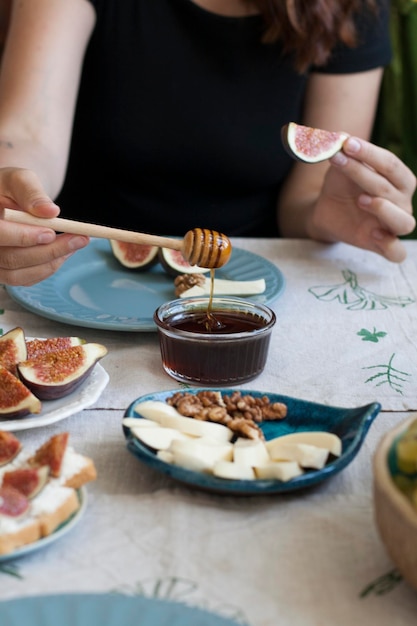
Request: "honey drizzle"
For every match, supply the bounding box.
[204,269,224,331]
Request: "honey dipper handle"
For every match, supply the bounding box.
[3,208,183,251]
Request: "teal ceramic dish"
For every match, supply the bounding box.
[123,389,381,495]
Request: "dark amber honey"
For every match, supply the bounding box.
[166,310,267,334]
[154,298,276,386]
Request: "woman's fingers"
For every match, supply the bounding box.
[0,168,61,218]
[0,232,89,286]
[332,138,417,204]
[358,194,416,236]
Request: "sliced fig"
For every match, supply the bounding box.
[26,336,85,359]
[28,432,69,478]
[0,485,29,518]
[0,327,27,375]
[0,431,22,466]
[2,466,49,499]
[110,240,159,270]
[0,366,42,419]
[158,247,210,277]
[17,342,108,400]
[282,122,349,163]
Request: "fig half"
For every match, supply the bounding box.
[282,122,349,163]
[110,240,159,270]
[26,336,85,359]
[0,366,42,419]
[17,343,108,401]
[0,327,27,375]
[158,248,210,277]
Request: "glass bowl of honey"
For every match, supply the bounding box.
[153,296,276,386]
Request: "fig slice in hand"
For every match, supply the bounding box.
[17,343,108,401]
[0,366,42,419]
[2,465,50,499]
[0,327,27,376]
[110,240,159,270]
[282,122,349,163]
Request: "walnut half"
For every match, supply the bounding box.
[174,273,206,297]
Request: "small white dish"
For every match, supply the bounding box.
[0,364,109,431]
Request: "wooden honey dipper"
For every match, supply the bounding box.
[4,208,232,269]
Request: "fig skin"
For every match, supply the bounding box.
[281,122,349,163]
[17,343,108,401]
[0,366,42,419]
[110,240,159,270]
[0,327,27,376]
[158,247,210,277]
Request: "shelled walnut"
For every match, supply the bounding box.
[174,273,206,297]
[166,391,287,440]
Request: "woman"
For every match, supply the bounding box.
[0,0,415,286]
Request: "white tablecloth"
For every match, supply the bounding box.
[0,238,417,626]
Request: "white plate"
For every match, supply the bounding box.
[0,488,86,562]
[6,239,285,331]
[0,364,109,431]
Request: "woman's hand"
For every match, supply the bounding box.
[0,168,89,286]
[306,137,417,262]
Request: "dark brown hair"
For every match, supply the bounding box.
[253,0,378,72]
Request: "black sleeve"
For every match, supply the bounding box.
[313,0,392,74]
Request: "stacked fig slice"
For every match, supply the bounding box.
[0,327,107,419]
[0,430,97,555]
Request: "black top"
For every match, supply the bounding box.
[56,0,391,236]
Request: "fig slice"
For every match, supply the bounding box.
[0,366,42,419]
[28,432,69,478]
[0,431,22,466]
[282,122,349,163]
[158,247,210,277]
[0,485,29,518]
[26,336,85,360]
[110,240,159,270]
[17,342,108,400]
[2,465,50,499]
[0,326,27,375]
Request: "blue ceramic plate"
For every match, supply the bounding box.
[0,593,239,626]
[123,389,381,495]
[0,488,86,563]
[6,239,285,332]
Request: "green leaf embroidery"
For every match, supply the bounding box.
[360,569,403,597]
[363,353,411,394]
[357,328,387,343]
[309,269,415,310]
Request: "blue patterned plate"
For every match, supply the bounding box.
[123,389,381,495]
[6,239,285,332]
[0,593,239,626]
